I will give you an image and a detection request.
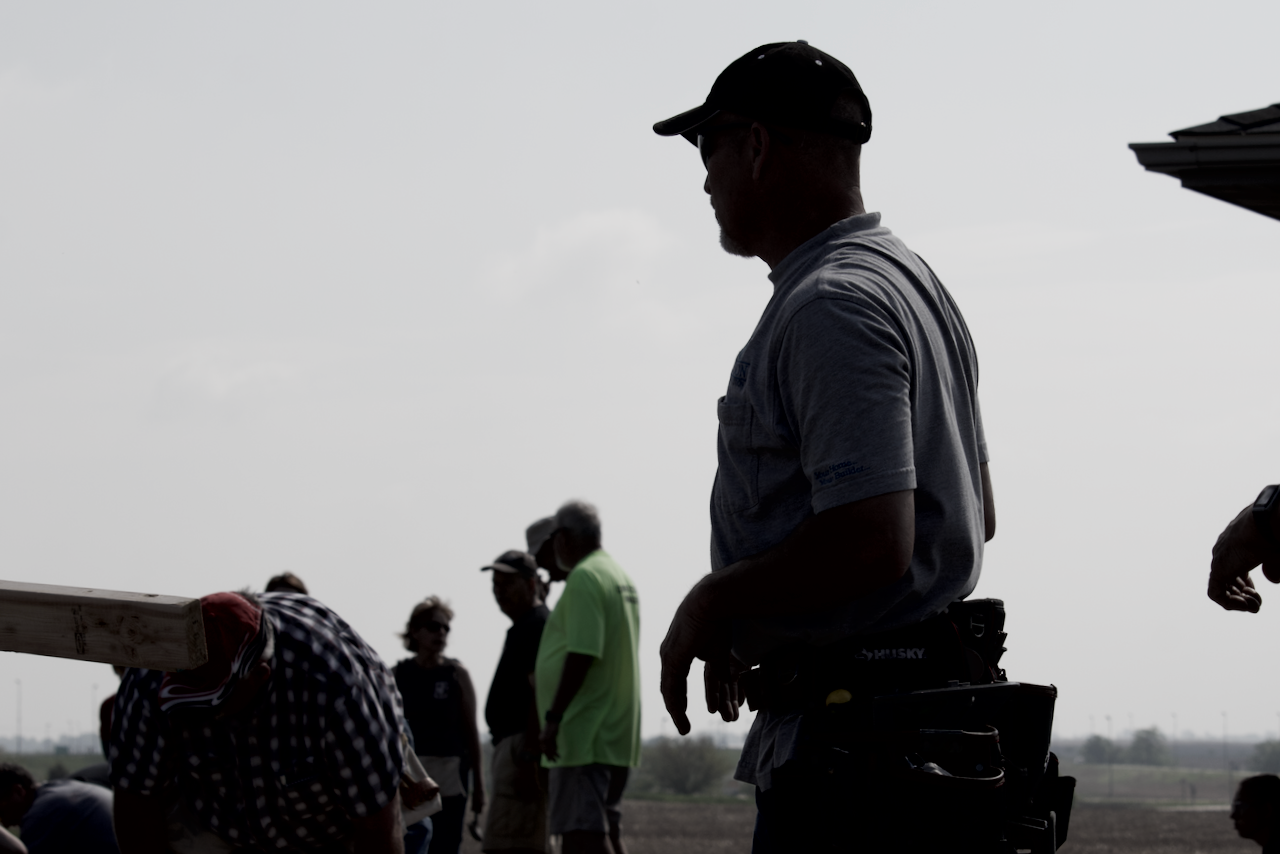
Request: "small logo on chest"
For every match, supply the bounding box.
[434,681,450,700]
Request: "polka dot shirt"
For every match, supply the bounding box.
[109,593,406,849]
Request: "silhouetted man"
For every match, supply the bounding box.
[481,549,551,854]
[653,41,994,852]
[1234,775,1280,851]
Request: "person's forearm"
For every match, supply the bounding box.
[112,789,172,854]
[0,826,27,854]
[468,728,485,795]
[548,653,594,717]
[981,462,996,542]
[348,792,405,853]
[525,694,542,746]
[697,490,914,624]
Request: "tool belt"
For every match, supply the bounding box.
[739,598,1075,853]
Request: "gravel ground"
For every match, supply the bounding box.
[460,800,1257,854]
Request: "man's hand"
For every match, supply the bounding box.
[659,492,914,735]
[540,721,561,762]
[659,579,734,735]
[1209,503,1280,612]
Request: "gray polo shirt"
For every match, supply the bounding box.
[711,211,988,677]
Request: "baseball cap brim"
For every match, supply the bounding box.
[482,562,522,575]
[653,103,721,143]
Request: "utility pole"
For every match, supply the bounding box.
[1224,711,1232,799]
[1107,714,1114,799]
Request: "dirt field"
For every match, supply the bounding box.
[459,801,1256,854]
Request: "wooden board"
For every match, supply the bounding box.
[0,580,207,671]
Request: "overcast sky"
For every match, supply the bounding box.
[2,2,1280,750]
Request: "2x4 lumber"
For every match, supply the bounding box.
[0,580,207,671]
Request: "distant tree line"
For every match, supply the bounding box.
[1082,728,1171,765]
[1080,729,1280,772]
[629,735,739,796]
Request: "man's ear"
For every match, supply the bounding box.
[750,122,773,182]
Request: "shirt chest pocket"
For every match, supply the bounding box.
[715,397,759,514]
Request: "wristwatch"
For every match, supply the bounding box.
[545,709,563,724]
[1253,485,1280,549]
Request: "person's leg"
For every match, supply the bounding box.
[426,794,468,854]
[603,766,628,854]
[404,817,433,854]
[548,766,612,854]
[483,734,551,854]
[750,761,855,854]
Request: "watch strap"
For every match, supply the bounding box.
[545,709,563,724]
[1253,485,1280,549]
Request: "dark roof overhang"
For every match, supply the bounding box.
[1130,103,1280,221]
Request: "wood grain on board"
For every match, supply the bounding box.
[0,580,207,671]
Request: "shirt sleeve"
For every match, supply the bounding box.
[107,669,177,797]
[320,659,406,819]
[975,395,989,464]
[777,296,917,514]
[562,570,606,660]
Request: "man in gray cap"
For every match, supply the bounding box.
[480,551,550,854]
[526,518,558,578]
[653,41,995,852]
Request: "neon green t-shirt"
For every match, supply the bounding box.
[535,549,641,768]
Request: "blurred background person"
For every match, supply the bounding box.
[526,517,557,601]
[536,501,640,854]
[264,571,308,595]
[396,597,485,854]
[481,550,551,854]
[0,763,119,853]
[1232,774,1280,851]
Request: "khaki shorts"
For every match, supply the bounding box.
[483,733,550,852]
[547,764,628,837]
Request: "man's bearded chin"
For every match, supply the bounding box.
[719,228,753,258]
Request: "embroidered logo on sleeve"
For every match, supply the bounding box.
[814,460,869,486]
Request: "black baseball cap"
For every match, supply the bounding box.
[482,549,539,579]
[652,41,871,145]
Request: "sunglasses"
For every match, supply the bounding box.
[420,620,450,634]
[697,122,753,167]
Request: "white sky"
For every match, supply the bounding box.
[2,2,1280,749]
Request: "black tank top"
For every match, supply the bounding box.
[394,658,468,758]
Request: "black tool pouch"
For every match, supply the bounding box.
[742,598,1075,853]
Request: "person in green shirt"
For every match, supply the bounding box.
[535,500,640,854]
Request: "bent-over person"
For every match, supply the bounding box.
[0,763,118,854]
[109,591,409,852]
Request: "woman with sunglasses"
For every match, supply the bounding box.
[395,597,486,854]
